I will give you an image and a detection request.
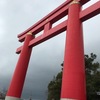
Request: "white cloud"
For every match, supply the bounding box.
[0,18,6,41]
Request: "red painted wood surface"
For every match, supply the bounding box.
[17,0,90,42]
[61,2,86,100]
[6,0,100,99]
[7,34,33,98]
[16,1,100,54]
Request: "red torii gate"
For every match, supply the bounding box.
[5,0,100,100]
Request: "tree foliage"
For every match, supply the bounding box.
[47,72,62,100]
[47,53,100,100]
[85,53,100,100]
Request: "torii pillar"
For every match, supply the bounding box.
[61,0,86,100]
[5,32,33,100]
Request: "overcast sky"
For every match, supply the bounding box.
[0,0,100,100]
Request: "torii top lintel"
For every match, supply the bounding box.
[16,0,100,54]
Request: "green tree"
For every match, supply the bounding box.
[47,53,100,100]
[85,53,100,100]
[47,72,62,100]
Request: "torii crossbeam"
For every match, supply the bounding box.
[5,0,100,100]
